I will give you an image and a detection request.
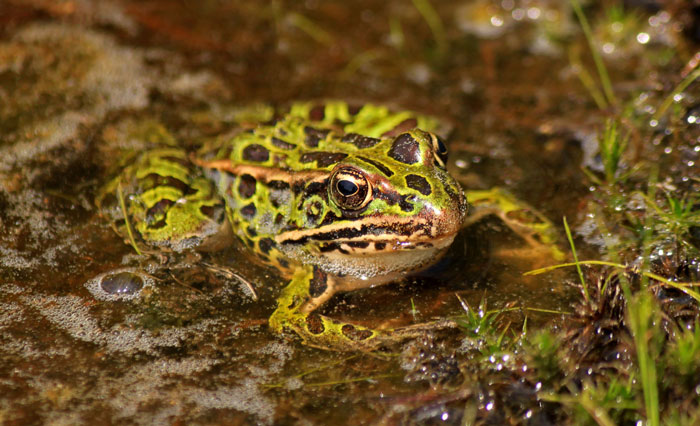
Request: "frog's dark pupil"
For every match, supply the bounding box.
[337,180,358,196]
[436,136,447,154]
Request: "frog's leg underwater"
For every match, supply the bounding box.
[268,264,457,351]
[463,188,565,261]
[96,148,230,254]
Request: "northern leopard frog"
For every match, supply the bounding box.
[97,101,558,351]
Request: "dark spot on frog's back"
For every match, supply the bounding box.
[341,324,373,341]
[299,152,348,168]
[146,199,174,225]
[309,266,328,297]
[142,173,194,195]
[318,242,340,253]
[303,181,325,196]
[238,174,257,198]
[399,195,414,212]
[277,257,290,269]
[309,105,325,121]
[240,203,256,219]
[388,133,421,165]
[258,237,275,255]
[306,314,325,334]
[347,241,369,248]
[200,204,224,222]
[357,156,394,177]
[242,144,270,162]
[303,126,330,148]
[442,180,459,201]
[246,226,258,237]
[341,133,381,149]
[271,137,296,150]
[405,174,432,196]
[269,180,290,191]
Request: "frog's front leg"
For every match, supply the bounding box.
[269,265,384,351]
[269,266,458,351]
[464,187,565,261]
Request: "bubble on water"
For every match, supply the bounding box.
[85,268,153,301]
[0,302,25,330]
[100,271,145,295]
[187,378,274,424]
[184,342,293,424]
[88,355,224,422]
[21,293,222,356]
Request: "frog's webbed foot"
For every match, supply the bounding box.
[269,266,457,351]
[464,187,565,261]
[269,266,381,351]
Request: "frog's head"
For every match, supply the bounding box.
[277,129,467,285]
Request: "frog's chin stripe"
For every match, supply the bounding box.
[312,233,457,257]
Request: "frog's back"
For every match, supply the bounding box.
[98,101,465,281]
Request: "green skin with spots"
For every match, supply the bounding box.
[98,101,558,351]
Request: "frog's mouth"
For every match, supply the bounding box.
[275,211,462,252]
[275,212,463,282]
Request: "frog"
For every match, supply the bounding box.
[97,101,559,351]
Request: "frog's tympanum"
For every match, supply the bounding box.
[97,101,555,350]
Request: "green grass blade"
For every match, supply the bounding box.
[627,293,659,426]
[411,0,448,62]
[525,261,700,303]
[117,181,142,256]
[288,12,333,46]
[569,0,617,106]
[564,217,589,302]
[569,47,608,109]
[653,67,700,121]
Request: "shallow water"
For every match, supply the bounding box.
[1,0,695,424]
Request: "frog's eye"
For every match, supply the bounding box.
[430,133,448,168]
[329,167,372,211]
